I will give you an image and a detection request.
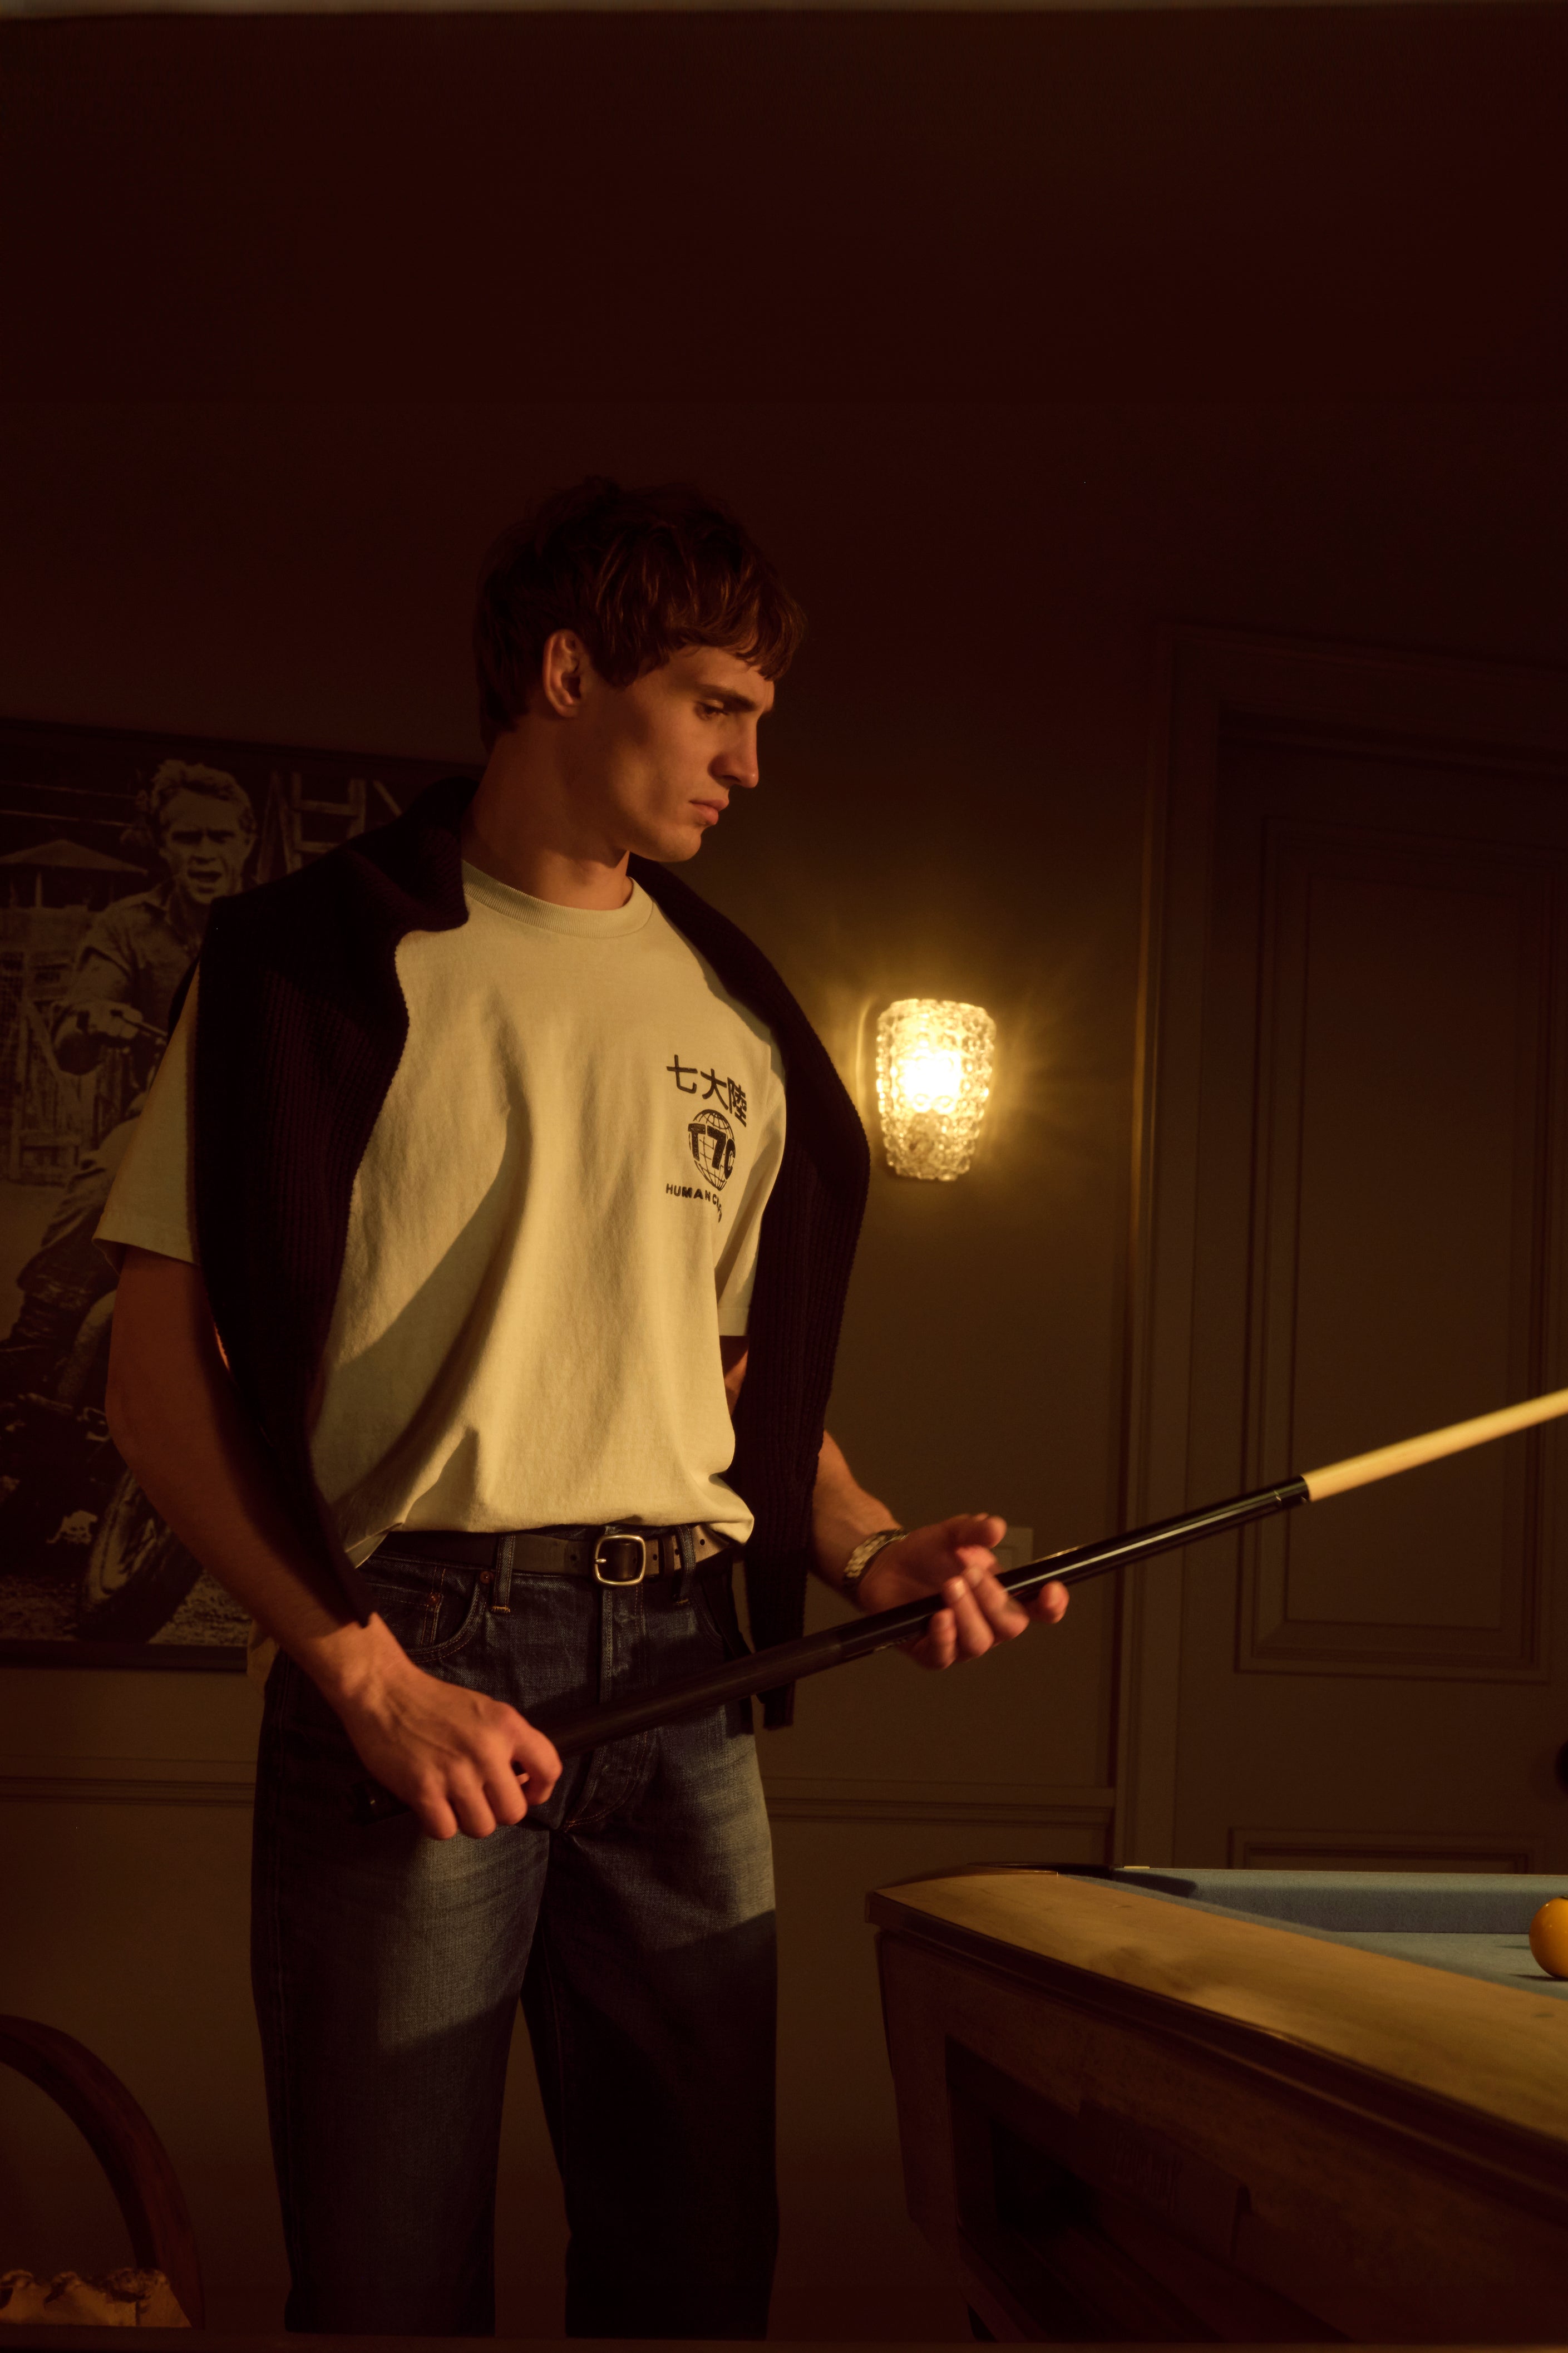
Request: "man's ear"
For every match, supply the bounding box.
[539,629,590,720]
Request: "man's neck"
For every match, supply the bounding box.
[461,730,632,910]
[166,884,211,947]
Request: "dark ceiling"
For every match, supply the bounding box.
[3,4,1565,401]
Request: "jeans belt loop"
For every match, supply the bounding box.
[674,1524,697,1606]
[491,1532,515,1614]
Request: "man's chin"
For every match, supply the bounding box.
[629,825,707,867]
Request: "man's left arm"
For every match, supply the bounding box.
[719,1341,1067,1671]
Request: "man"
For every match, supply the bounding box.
[54,758,258,1076]
[98,481,1068,2339]
[0,762,255,1399]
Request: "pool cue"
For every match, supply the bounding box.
[351,1384,1568,1825]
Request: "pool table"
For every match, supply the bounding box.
[869,1865,1568,2343]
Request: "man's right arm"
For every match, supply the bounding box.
[105,1247,560,1839]
[52,913,148,1072]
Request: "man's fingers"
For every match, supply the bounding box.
[895,1536,1071,1673]
[941,1552,1033,1653]
[440,1710,558,1837]
[469,1720,556,1832]
[904,1604,957,1670]
[90,1002,142,1039]
[410,1784,461,1842]
[411,1760,518,1839]
[901,1571,1016,1668]
[949,1512,1006,1549]
[458,1714,560,1833]
[406,1716,553,1841]
[446,1769,499,1840]
[947,1576,999,1659]
[930,1561,1034,1661]
[959,1557,1032,1642]
[484,1764,529,1827]
[514,1725,561,1803]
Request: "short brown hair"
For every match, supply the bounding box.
[474,477,805,749]
[139,761,257,844]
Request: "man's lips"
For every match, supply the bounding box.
[691,799,728,825]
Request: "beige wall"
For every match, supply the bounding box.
[2,5,1565,2330]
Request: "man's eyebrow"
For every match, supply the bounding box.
[696,684,766,714]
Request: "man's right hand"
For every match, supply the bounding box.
[106,1251,564,1845]
[317,1614,562,1842]
[81,998,148,1041]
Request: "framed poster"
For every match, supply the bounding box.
[0,717,457,1668]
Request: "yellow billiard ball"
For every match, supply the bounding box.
[1528,1899,1568,1978]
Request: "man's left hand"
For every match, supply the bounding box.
[852,1512,1068,1670]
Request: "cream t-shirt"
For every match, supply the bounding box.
[97,867,787,1562]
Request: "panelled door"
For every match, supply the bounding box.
[1118,636,1568,1872]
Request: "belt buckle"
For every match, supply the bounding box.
[593,1529,648,1587]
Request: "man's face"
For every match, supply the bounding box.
[159,791,254,903]
[568,642,775,864]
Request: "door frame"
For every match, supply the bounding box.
[1114,627,1568,1865]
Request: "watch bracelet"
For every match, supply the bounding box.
[840,1526,908,1597]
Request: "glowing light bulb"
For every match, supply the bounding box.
[875,1000,996,1181]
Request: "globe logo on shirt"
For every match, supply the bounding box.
[687,1108,737,1190]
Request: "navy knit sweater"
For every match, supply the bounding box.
[187,776,869,1724]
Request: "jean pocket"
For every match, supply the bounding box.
[364,1550,488,1662]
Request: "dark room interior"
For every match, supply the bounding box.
[3,0,1568,2340]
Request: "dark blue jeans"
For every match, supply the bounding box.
[251,1544,777,2338]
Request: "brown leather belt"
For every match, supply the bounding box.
[386,1522,734,1589]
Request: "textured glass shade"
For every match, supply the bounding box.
[876,998,996,1181]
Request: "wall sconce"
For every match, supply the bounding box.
[876,998,997,1182]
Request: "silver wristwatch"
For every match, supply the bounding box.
[840,1527,906,1602]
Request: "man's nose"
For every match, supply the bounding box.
[716,730,761,791]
